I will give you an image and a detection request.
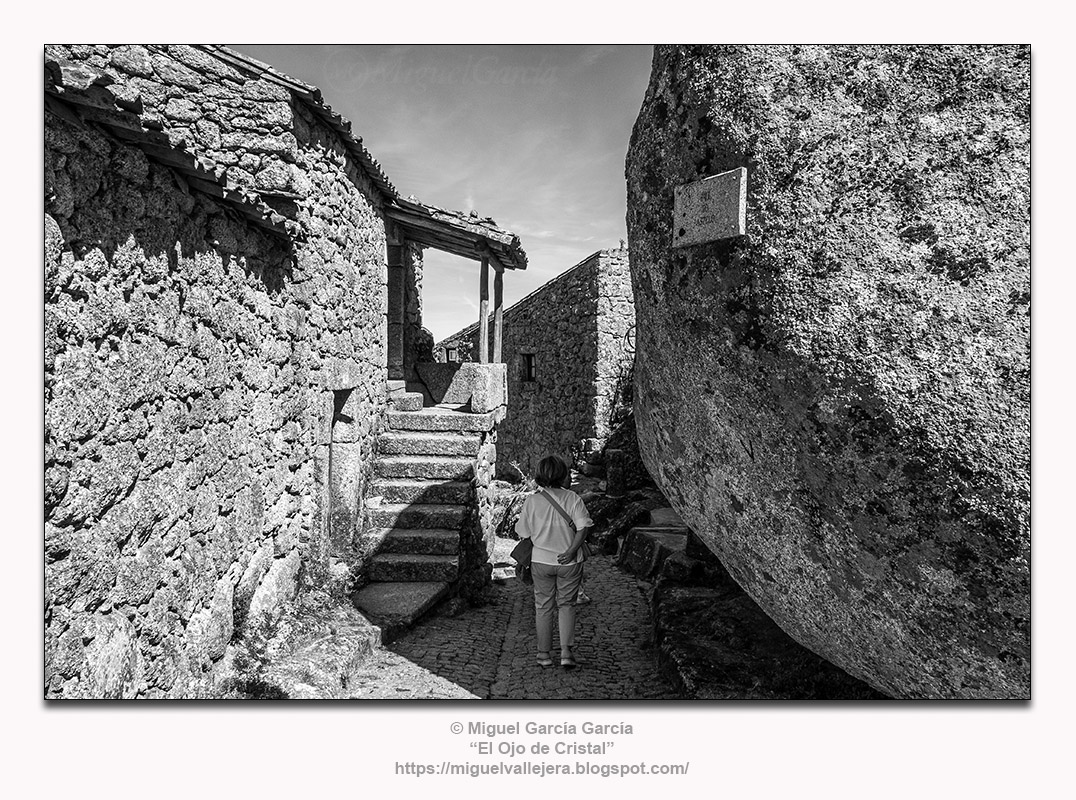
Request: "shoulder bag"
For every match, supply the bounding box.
[510,537,534,584]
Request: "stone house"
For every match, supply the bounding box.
[44,45,525,698]
[435,249,634,479]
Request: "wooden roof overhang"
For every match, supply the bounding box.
[385,198,528,272]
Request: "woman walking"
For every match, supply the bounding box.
[515,455,593,669]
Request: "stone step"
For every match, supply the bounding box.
[375,528,461,555]
[374,456,473,480]
[352,581,451,643]
[366,503,469,530]
[368,478,473,505]
[264,603,382,699]
[391,391,424,412]
[386,380,407,396]
[387,408,496,433]
[378,431,482,457]
[649,507,686,527]
[368,554,459,583]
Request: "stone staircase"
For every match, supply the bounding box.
[353,382,497,640]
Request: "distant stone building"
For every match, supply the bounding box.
[44,45,525,698]
[435,249,634,478]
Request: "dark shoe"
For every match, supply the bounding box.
[560,654,577,669]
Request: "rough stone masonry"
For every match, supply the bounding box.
[626,45,1030,699]
[45,45,391,698]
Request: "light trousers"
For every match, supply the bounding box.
[531,561,584,656]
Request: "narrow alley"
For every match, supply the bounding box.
[346,550,681,700]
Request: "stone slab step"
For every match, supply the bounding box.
[368,478,473,505]
[366,503,469,530]
[375,528,461,555]
[387,408,495,433]
[368,554,459,583]
[265,603,382,699]
[374,456,473,479]
[391,391,424,412]
[616,526,689,580]
[352,581,451,643]
[378,431,482,457]
[649,507,686,527]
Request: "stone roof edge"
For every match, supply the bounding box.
[435,248,625,346]
[202,45,398,202]
[44,57,299,240]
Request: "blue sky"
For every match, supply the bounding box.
[233,45,654,341]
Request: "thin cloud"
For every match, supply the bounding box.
[233,44,653,339]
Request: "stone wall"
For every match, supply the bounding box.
[436,250,634,479]
[44,45,390,698]
[625,45,1030,698]
[593,249,635,442]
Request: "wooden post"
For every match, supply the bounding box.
[493,267,504,363]
[478,256,490,364]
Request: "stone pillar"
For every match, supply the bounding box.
[387,243,405,379]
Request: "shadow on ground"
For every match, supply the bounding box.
[386,551,682,701]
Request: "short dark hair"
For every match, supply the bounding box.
[534,455,569,488]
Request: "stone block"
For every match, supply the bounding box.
[616,526,687,580]
[415,362,462,403]
[391,392,423,412]
[247,550,301,625]
[84,614,143,699]
[468,363,507,414]
[415,361,505,412]
[322,359,364,391]
[186,574,234,664]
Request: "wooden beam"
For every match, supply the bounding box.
[478,256,490,364]
[384,203,524,269]
[493,269,504,364]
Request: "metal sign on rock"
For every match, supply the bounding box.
[673,167,747,247]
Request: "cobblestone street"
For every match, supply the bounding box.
[348,551,682,700]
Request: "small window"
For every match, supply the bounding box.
[445,346,457,363]
[521,353,536,382]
